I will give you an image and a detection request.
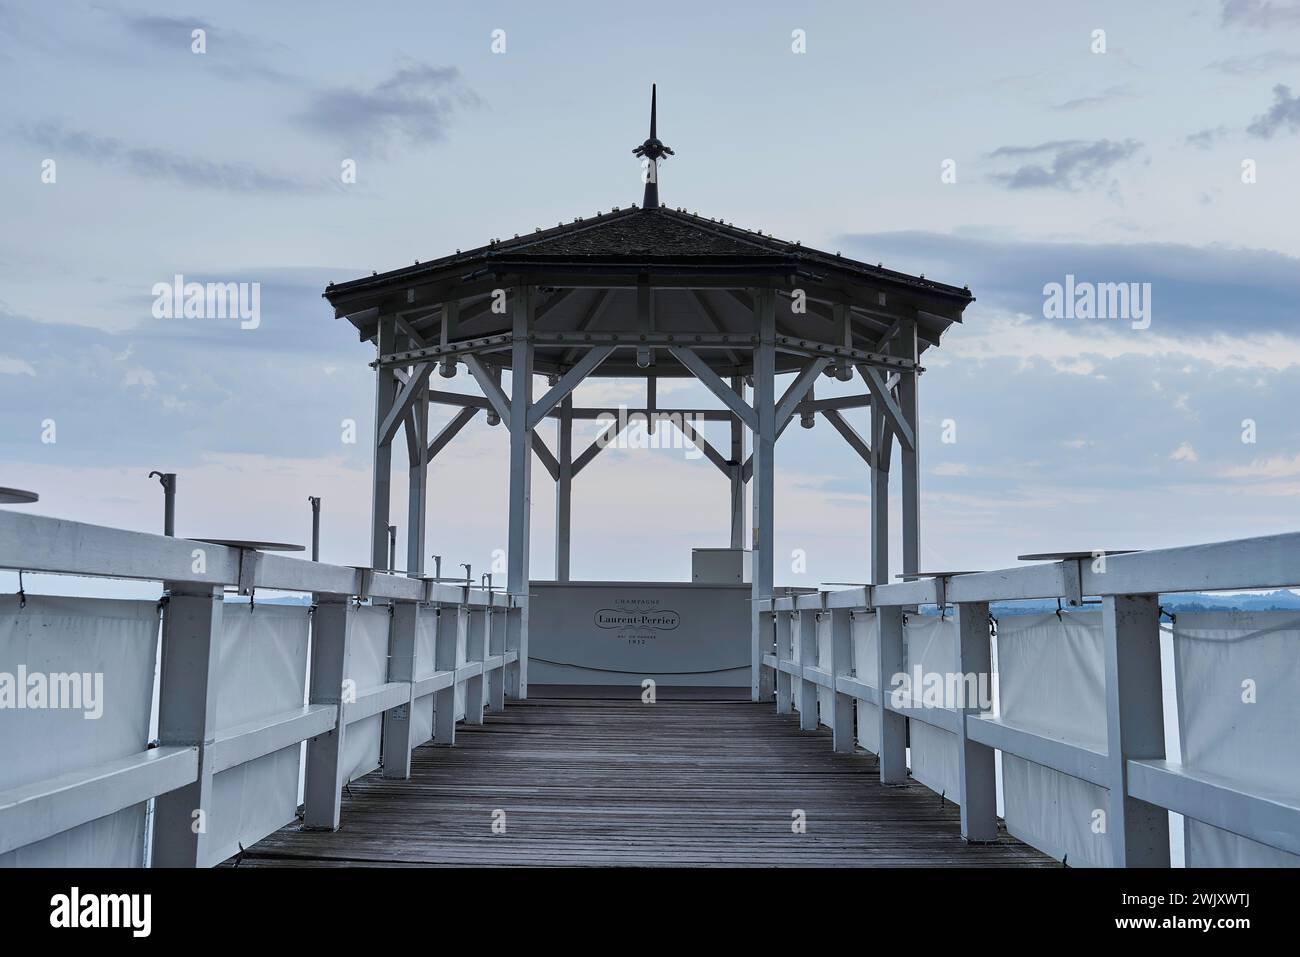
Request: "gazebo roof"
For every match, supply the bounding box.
[324,90,974,378]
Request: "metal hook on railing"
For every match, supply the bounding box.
[16,569,26,609]
[1159,605,1177,625]
[988,612,998,637]
[1055,597,1064,620]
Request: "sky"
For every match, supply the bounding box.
[2,0,1300,596]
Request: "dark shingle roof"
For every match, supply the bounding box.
[325,206,971,303]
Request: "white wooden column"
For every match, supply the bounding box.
[751,288,776,701]
[955,601,998,842]
[795,610,818,731]
[1102,594,1171,866]
[151,583,222,866]
[729,376,746,548]
[381,600,418,779]
[507,287,534,680]
[302,595,353,830]
[371,316,398,570]
[432,603,457,746]
[464,605,486,724]
[487,604,506,711]
[555,394,573,581]
[898,320,920,578]
[870,402,892,587]
[774,609,794,714]
[876,605,907,784]
[406,378,429,577]
[830,607,855,752]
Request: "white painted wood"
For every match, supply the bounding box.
[302,597,352,831]
[966,715,1108,787]
[830,608,855,752]
[750,289,776,701]
[371,317,398,569]
[208,705,336,775]
[151,583,222,867]
[955,601,998,842]
[1127,759,1300,857]
[876,606,907,784]
[432,605,458,745]
[795,611,819,731]
[774,610,794,714]
[1102,594,1171,866]
[381,601,418,779]
[0,747,197,856]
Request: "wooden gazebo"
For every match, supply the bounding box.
[323,87,974,699]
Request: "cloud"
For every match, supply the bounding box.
[17,121,322,192]
[986,139,1142,191]
[1171,441,1199,462]
[1247,83,1300,137]
[116,13,296,84]
[1208,49,1300,74]
[1050,86,1135,112]
[1185,126,1228,149]
[295,62,480,153]
[837,231,1300,337]
[1221,0,1300,29]
[1222,453,1300,478]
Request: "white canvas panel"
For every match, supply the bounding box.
[1173,611,1300,867]
[902,615,959,799]
[204,603,310,866]
[411,692,435,746]
[996,612,1110,866]
[414,608,437,681]
[909,720,959,800]
[0,596,160,867]
[852,612,879,754]
[342,606,390,782]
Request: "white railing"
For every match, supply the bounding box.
[0,509,526,867]
[759,532,1300,867]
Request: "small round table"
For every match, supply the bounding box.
[1017,550,1136,562]
[895,570,983,580]
[191,538,305,552]
[0,487,39,505]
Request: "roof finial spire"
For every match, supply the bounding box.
[632,83,673,208]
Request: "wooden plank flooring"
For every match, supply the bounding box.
[236,690,1053,867]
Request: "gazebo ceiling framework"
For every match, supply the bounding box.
[323,88,974,701]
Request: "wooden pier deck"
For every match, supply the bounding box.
[236,688,1053,867]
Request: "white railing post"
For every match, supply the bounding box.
[151,583,223,867]
[795,609,818,731]
[757,601,776,701]
[774,609,793,714]
[381,600,418,779]
[504,600,521,698]
[830,607,854,752]
[876,605,907,784]
[464,603,487,724]
[302,595,353,830]
[433,604,457,746]
[1102,594,1171,866]
[487,604,506,712]
[955,600,998,842]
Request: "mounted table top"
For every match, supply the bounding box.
[191,538,305,552]
[894,570,983,579]
[0,487,39,505]
[1017,550,1137,562]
